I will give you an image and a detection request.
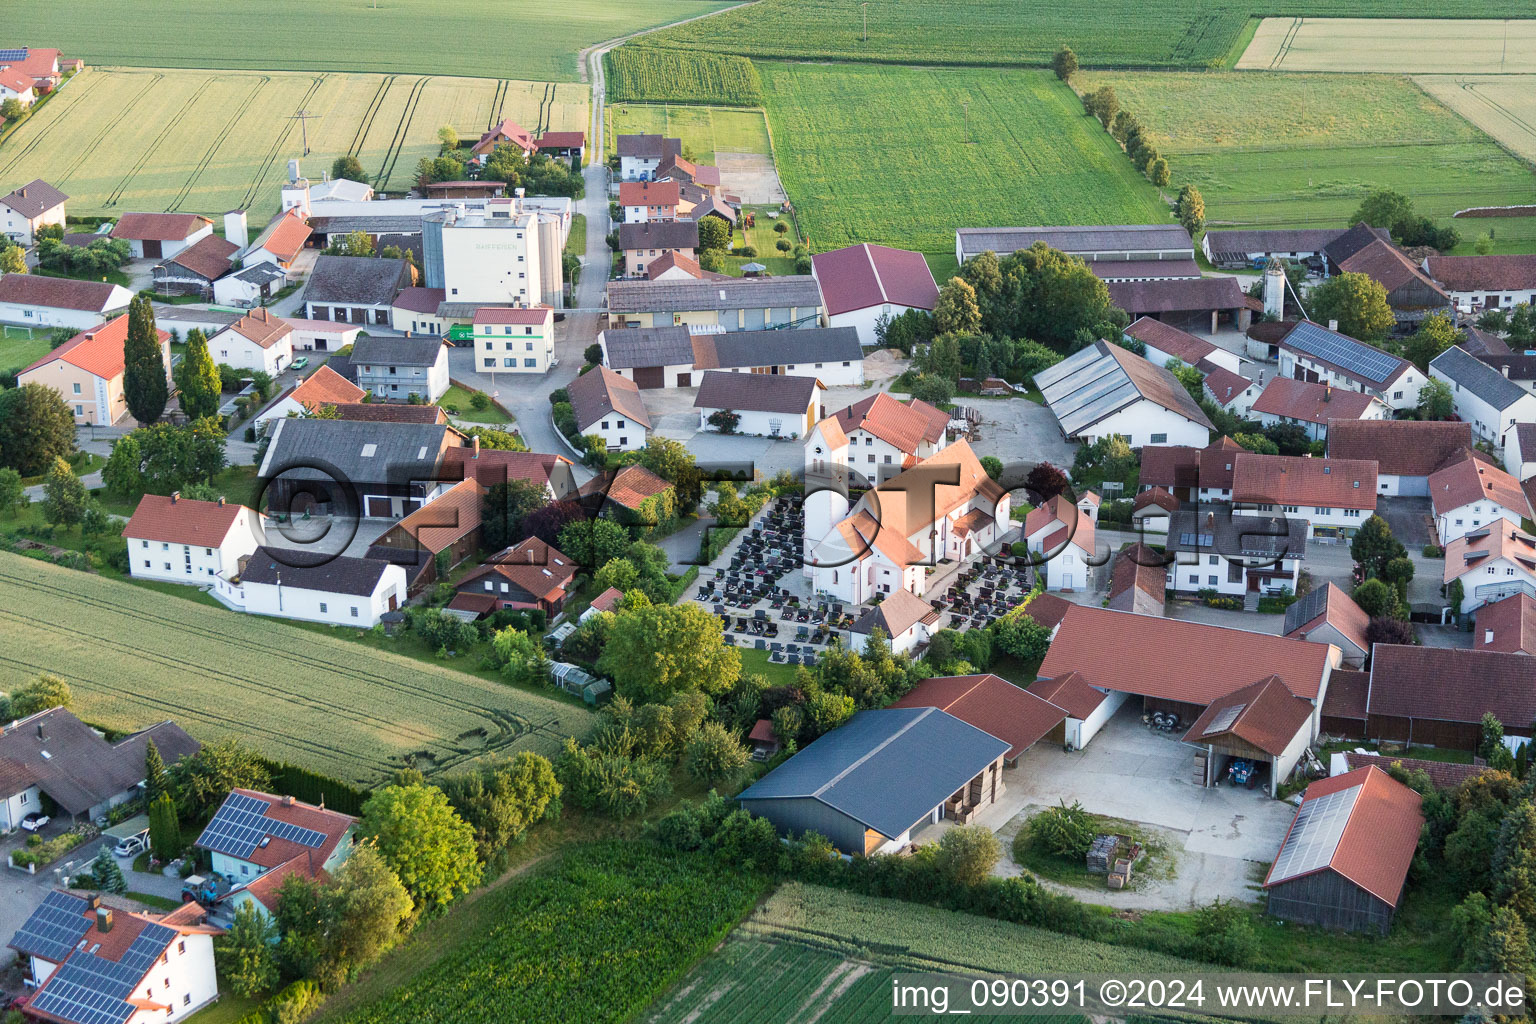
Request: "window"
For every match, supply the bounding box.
[162,542,169,551]
[600,420,609,430]
[504,358,515,367]
[484,358,494,367]
[867,454,875,463]
[320,603,329,613]
[1283,505,1298,514]
[864,437,872,446]
[1207,555,1218,565]
[183,995,191,1006]
[525,326,533,335]
[500,582,509,593]
[523,358,536,367]
[503,326,512,335]
[1149,432,1167,444]
[616,419,626,429]
[72,382,81,394]
[75,406,83,416]
[1188,575,1198,584]
[1208,575,1218,586]
[525,342,534,351]
[142,541,148,548]
[205,548,212,555]
[350,606,359,617]
[484,580,493,591]
[504,342,513,351]
[143,560,150,568]
[178,942,185,955]
[619,437,627,445]
[164,562,171,570]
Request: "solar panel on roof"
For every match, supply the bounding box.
[1270,783,1361,884]
[1284,322,1402,385]
[1177,532,1214,547]
[31,974,134,1024]
[196,792,328,859]
[12,890,92,963]
[1203,703,1246,735]
[0,49,29,62]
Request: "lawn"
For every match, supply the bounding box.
[756,64,1170,256]
[0,553,595,785]
[1074,70,1536,254]
[1011,811,1175,892]
[440,384,513,424]
[736,645,801,685]
[8,0,737,81]
[0,69,588,216]
[187,994,261,1024]
[606,103,773,165]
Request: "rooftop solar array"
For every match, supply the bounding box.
[27,922,177,1024]
[1203,703,1246,736]
[1282,321,1404,387]
[196,792,328,859]
[1269,782,1361,884]
[0,49,29,62]
[1036,343,1141,437]
[11,890,91,963]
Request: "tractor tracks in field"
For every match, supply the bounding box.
[487,78,509,130]
[164,74,271,213]
[105,73,217,208]
[54,72,164,189]
[1266,17,1304,71]
[349,73,395,157]
[238,74,326,210]
[0,72,104,179]
[374,74,429,191]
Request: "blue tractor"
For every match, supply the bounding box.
[1227,758,1259,789]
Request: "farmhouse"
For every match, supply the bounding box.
[1131,488,1178,537]
[811,243,940,346]
[1337,239,1450,315]
[1367,645,1536,748]
[451,537,578,617]
[1325,419,1473,496]
[474,305,554,375]
[1182,675,1316,797]
[0,179,66,245]
[607,275,824,332]
[470,118,536,162]
[1442,523,1536,614]
[10,892,224,1024]
[1429,344,1536,444]
[109,212,212,259]
[694,370,823,437]
[1263,767,1423,935]
[654,153,723,193]
[619,220,699,277]
[1035,339,1213,448]
[1106,542,1167,614]
[567,364,651,451]
[390,286,449,335]
[367,477,485,593]
[1025,671,1113,751]
[600,326,695,388]
[954,224,1193,266]
[0,273,132,330]
[1283,583,1371,667]
[240,208,312,275]
[1474,592,1536,655]
[1164,509,1308,599]
[303,254,412,326]
[1278,320,1426,412]
[1202,366,1260,418]
[215,546,407,627]
[616,133,682,181]
[0,67,34,106]
[255,365,366,428]
[208,307,294,375]
[1323,223,1395,272]
[1123,316,1241,375]
[847,588,941,657]
[1024,495,1097,593]
[152,234,240,298]
[736,707,1010,855]
[259,418,464,520]
[1424,254,1536,313]
[122,492,261,587]
[1201,227,1355,270]
[578,465,674,526]
[892,673,1069,764]
[1251,377,1390,442]
[194,789,356,918]
[1429,450,1531,545]
[805,392,950,487]
[695,327,864,387]
[351,335,449,403]
[1105,277,1252,335]
[0,707,197,829]
[1231,453,1377,539]
[619,180,679,223]
[17,313,170,425]
[1194,437,1250,504]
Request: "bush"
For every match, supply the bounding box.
[1193,898,1259,966]
[549,387,569,406]
[1423,543,1444,558]
[773,221,789,234]
[774,238,791,252]
[1029,801,1095,858]
[934,825,1002,886]
[738,246,757,258]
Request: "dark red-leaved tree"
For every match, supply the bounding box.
[1024,462,1069,503]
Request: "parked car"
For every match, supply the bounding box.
[114,832,150,858]
[21,813,49,832]
[292,356,309,370]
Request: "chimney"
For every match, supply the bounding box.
[171,491,180,504]
[224,209,249,250]
[1503,365,1511,378]
[96,907,113,934]
[1324,383,1332,402]
[281,794,296,806]
[1328,319,1339,332]
[35,722,44,740]
[85,895,100,910]
[217,496,226,506]
[472,434,480,459]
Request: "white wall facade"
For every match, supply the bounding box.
[579,410,647,451]
[1167,552,1301,597]
[127,512,260,586]
[1031,539,1093,591]
[1450,558,1536,614]
[1436,499,1526,546]
[620,155,662,181]
[698,400,817,439]
[825,303,923,348]
[1203,378,1260,418]
[809,552,924,606]
[0,299,121,331]
[123,932,218,1023]
[1079,402,1208,449]
[287,323,360,352]
[1279,349,1426,411]
[439,216,542,306]
[209,325,293,375]
[0,201,65,246]
[1070,688,1128,750]
[1505,433,1536,483]
[123,224,213,261]
[1144,342,1241,376]
[717,360,863,387]
[855,619,928,657]
[1256,400,1389,443]
[475,320,554,374]
[1242,502,1370,539]
[391,306,452,336]
[1446,287,1536,312]
[214,565,406,627]
[1431,365,1536,443]
[0,785,42,831]
[1375,473,1431,498]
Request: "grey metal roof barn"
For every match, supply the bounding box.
[1035,339,1212,438]
[351,335,445,368]
[303,254,412,307]
[694,370,820,414]
[607,275,823,313]
[956,224,1193,263]
[1280,320,1413,390]
[1431,344,1532,411]
[697,326,863,369]
[601,326,694,369]
[737,707,1009,841]
[238,546,395,595]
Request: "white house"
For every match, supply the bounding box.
[208,307,294,375]
[848,588,940,656]
[474,305,555,375]
[211,263,287,308]
[390,287,449,336]
[1202,366,1260,419]
[1430,345,1536,445]
[194,789,356,920]
[1024,495,1097,592]
[811,243,938,347]
[1251,377,1390,443]
[805,392,950,488]
[695,370,823,438]
[283,317,361,353]
[1326,419,1475,497]
[10,892,224,1023]
[1035,339,1213,448]
[1443,525,1536,614]
[1131,487,1178,537]
[1123,316,1242,375]
[1231,452,1378,540]
[0,179,67,245]
[352,334,451,403]
[239,209,311,275]
[616,133,681,182]
[0,68,35,107]
[618,180,679,223]
[1424,254,1536,314]
[1505,423,1536,483]
[121,493,261,586]
[109,212,213,260]
[1429,452,1532,546]
[215,547,406,627]
[567,365,650,451]
[1278,320,1426,412]
[1165,509,1307,598]
[254,365,366,431]
[0,273,132,330]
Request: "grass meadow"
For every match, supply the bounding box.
[7,0,736,81]
[0,69,588,216]
[1075,71,1536,253]
[1416,74,1536,163]
[0,553,593,785]
[757,64,1170,256]
[606,103,772,164]
[1238,17,1536,74]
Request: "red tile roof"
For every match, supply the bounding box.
[1284,582,1370,657]
[587,586,624,614]
[618,181,680,207]
[0,272,125,312]
[473,305,552,326]
[1425,254,1536,293]
[110,211,211,242]
[1321,668,1369,722]
[1124,316,1216,365]
[120,493,246,546]
[535,130,585,149]
[568,364,651,432]
[1039,604,1333,703]
[1339,239,1448,302]
[1015,591,1071,630]
[228,307,292,349]
[1428,451,1530,517]
[811,243,939,317]
[441,447,571,491]
[473,118,534,155]
[222,788,355,873]
[1231,453,1377,511]
[1203,366,1254,407]
[891,673,1067,760]
[579,464,672,510]
[851,587,940,638]
[1180,675,1315,756]
[1325,419,1472,477]
[165,233,238,280]
[1339,753,1490,791]
[1368,644,1536,725]
[1252,376,1384,425]
[256,210,312,262]
[829,392,948,453]
[1132,487,1179,514]
[0,68,33,94]
[1139,445,1201,490]
[393,286,447,314]
[1264,766,1423,906]
[1474,593,1536,655]
[645,250,722,281]
[1443,524,1536,584]
[1107,542,1166,607]
[382,478,484,555]
[286,364,365,411]
[458,537,577,604]
[0,179,68,219]
[1025,670,1107,720]
[1024,494,1094,556]
[21,313,168,380]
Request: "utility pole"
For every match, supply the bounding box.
[861,2,868,42]
[289,109,320,156]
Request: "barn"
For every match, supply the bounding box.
[1263,766,1423,935]
[1180,675,1316,797]
[890,673,1067,765]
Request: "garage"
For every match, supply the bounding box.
[633,366,664,389]
[365,495,393,518]
[1181,676,1316,798]
[142,239,162,259]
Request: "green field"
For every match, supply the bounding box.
[638,0,1526,71]
[606,47,762,106]
[0,69,587,217]
[606,103,772,164]
[1417,74,1536,164]
[1239,17,1536,74]
[0,554,594,786]
[757,63,1170,255]
[1075,71,1536,253]
[8,0,736,81]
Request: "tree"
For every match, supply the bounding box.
[217,902,279,998]
[144,739,168,806]
[1480,713,1508,763]
[0,383,76,476]
[1350,514,1406,580]
[415,155,464,186]
[558,516,630,570]
[1087,85,1118,129]
[481,478,547,550]
[992,612,1053,663]
[599,596,742,703]
[490,627,549,688]
[1147,157,1170,188]
[1417,376,1455,420]
[332,155,367,181]
[147,790,181,864]
[0,468,22,518]
[40,457,88,530]
[522,500,586,548]
[933,277,982,335]
[439,753,561,865]
[1231,432,1278,455]
[2,673,71,720]
[1305,271,1395,342]
[907,374,953,406]
[1366,616,1416,648]
[934,824,1002,886]
[1476,232,1496,255]
[0,244,25,275]
[1404,311,1461,372]
[171,738,271,819]
[1025,462,1069,502]
[697,216,730,253]
[1352,577,1398,619]
[103,420,227,496]
[683,722,750,785]
[176,328,222,420]
[318,844,412,981]
[594,557,640,595]
[988,242,1119,349]
[1052,45,1078,81]
[325,230,375,258]
[437,124,459,152]
[1176,184,1206,236]
[980,455,1003,481]
[1352,189,1415,236]
[1492,800,1536,922]
[81,850,127,894]
[358,783,482,912]
[122,295,168,424]
[919,332,964,381]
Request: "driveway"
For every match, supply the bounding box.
[978,702,1296,910]
[960,397,1077,474]
[1376,496,1434,548]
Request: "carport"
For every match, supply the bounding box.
[1181,676,1316,798]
